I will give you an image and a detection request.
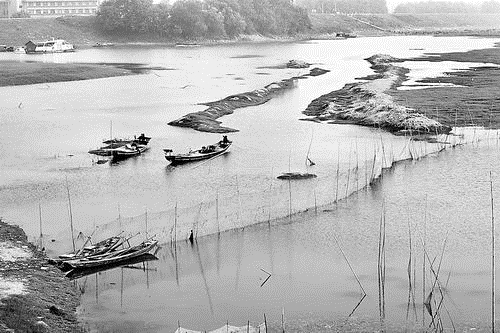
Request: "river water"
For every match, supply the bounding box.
[0,36,499,332]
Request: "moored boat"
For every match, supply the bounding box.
[88,133,151,157]
[62,240,159,270]
[48,234,125,269]
[164,136,232,165]
[277,172,317,180]
[34,39,75,53]
[111,143,149,161]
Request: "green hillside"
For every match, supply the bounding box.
[310,13,500,35]
[1,13,500,48]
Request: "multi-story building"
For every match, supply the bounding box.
[22,0,99,17]
[0,0,19,18]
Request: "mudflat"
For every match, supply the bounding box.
[0,61,169,87]
[390,43,500,129]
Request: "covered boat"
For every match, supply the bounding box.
[164,136,232,165]
[34,39,75,53]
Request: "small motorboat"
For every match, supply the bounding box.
[89,133,151,157]
[111,143,149,161]
[164,136,232,165]
[93,42,115,48]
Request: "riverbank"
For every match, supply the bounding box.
[0,220,81,332]
[0,61,170,87]
[2,13,500,48]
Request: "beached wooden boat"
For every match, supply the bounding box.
[62,240,159,270]
[48,235,124,269]
[164,136,232,165]
[277,172,317,180]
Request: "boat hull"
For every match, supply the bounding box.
[63,241,158,270]
[165,142,231,165]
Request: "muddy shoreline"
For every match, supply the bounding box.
[0,220,81,332]
[0,61,170,87]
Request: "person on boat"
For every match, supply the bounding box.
[188,230,194,244]
[222,135,229,144]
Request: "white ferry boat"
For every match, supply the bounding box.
[34,39,75,53]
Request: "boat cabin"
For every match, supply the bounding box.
[24,41,37,53]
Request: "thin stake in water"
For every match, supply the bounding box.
[65,176,76,252]
[490,171,495,333]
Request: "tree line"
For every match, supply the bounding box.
[96,0,311,39]
[294,0,388,14]
[394,0,500,13]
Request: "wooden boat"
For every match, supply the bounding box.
[65,253,158,280]
[48,235,124,269]
[88,133,151,157]
[164,136,232,165]
[103,133,151,146]
[62,240,159,270]
[93,42,115,48]
[111,143,149,161]
[277,172,317,180]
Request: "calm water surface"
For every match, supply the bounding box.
[0,36,499,332]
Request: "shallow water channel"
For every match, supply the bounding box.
[0,36,499,331]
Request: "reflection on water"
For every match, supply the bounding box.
[1,36,500,332]
[79,139,500,331]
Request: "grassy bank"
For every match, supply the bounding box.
[0,220,82,332]
[0,61,169,87]
[390,44,500,129]
[2,13,500,48]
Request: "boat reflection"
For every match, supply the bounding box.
[66,253,158,280]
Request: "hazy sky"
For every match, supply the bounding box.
[386,0,480,12]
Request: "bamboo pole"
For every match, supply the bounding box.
[216,190,220,234]
[335,144,340,203]
[65,176,76,252]
[490,171,495,333]
[38,202,43,250]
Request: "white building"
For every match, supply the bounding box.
[22,0,100,17]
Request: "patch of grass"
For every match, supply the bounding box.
[0,61,140,87]
[391,46,500,129]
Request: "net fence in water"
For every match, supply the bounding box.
[75,128,498,244]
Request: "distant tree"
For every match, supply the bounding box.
[481,0,500,12]
[96,0,154,33]
[394,1,478,13]
[169,0,207,38]
[296,0,387,14]
[203,7,226,38]
[149,2,171,37]
[222,6,247,37]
